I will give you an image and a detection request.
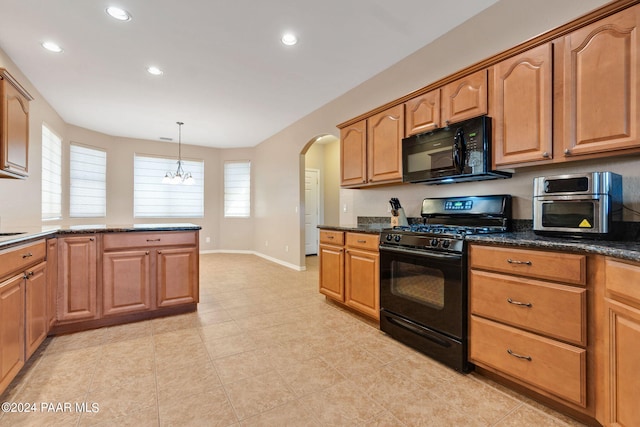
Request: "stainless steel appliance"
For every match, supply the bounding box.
[533,172,622,238]
[379,194,512,373]
[402,115,511,185]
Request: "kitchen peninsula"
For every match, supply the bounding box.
[0,223,200,394]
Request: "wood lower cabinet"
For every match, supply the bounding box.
[469,244,590,410]
[558,5,640,159]
[57,235,98,322]
[441,69,488,125]
[25,261,47,358]
[0,68,33,179]
[492,43,553,167]
[102,250,151,316]
[46,238,57,329]
[157,247,199,307]
[603,258,640,427]
[318,230,379,320]
[0,274,25,394]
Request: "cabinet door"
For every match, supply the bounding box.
[493,43,553,166]
[405,89,441,136]
[604,298,640,427]
[157,247,198,307]
[367,104,404,184]
[560,6,640,157]
[345,248,379,320]
[103,250,151,316]
[0,274,25,393]
[340,120,367,187]
[319,244,344,302]
[1,77,30,177]
[57,236,98,322]
[25,261,47,358]
[46,239,57,329]
[441,69,488,125]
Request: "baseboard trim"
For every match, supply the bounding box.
[199,249,306,271]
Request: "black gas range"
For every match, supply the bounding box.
[379,195,512,372]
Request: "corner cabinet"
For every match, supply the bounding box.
[340,104,404,188]
[0,68,33,179]
[603,257,640,427]
[558,5,640,159]
[492,43,553,167]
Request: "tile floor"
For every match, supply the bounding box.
[0,253,587,426]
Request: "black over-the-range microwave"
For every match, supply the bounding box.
[401,115,511,185]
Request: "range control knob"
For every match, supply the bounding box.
[441,240,451,249]
[430,238,439,247]
[386,234,393,241]
[394,235,402,242]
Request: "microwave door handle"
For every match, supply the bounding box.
[453,128,465,173]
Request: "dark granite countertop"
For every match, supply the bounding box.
[466,231,640,263]
[0,223,201,250]
[317,224,386,235]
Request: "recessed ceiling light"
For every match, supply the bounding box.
[281,33,298,46]
[41,41,63,53]
[147,66,163,76]
[106,6,131,21]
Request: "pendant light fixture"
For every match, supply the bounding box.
[162,121,194,185]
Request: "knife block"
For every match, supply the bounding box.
[391,208,409,228]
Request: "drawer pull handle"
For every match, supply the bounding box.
[507,349,532,361]
[327,236,334,239]
[22,252,33,259]
[507,259,532,266]
[507,298,532,308]
[357,239,367,243]
[147,239,161,242]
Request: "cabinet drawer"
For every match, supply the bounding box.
[470,270,586,345]
[345,233,379,251]
[103,232,197,250]
[0,240,46,280]
[606,258,640,306]
[319,230,344,245]
[470,315,586,407]
[469,245,586,285]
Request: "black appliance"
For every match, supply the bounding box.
[402,115,511,185]
[379,194,512,373]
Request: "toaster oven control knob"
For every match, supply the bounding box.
[430,238,439,247]
[441,240,451,249]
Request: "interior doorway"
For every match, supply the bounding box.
[305,169,320,255]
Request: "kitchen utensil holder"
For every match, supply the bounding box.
[391,208,409,228]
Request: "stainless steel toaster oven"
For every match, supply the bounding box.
[533,172,622,238]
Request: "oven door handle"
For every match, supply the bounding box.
[379,245,462,261]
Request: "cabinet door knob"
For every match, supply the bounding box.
[564,148,571,155]
[542,152,549,158]
[145,251,150,255]
[89,237,95,241]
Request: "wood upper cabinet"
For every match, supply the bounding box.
[603,258,640,427]
[441,69,488,125]
[25,261,47,358]
[493,43,553,167]
[0,69,33,179]
[340,120,367,186]
[367,104,404,184]
[103,250,151,316]
[405,89,441,136]
[57,235,98,322]
[558,6,640,158]
[156,247,198,308]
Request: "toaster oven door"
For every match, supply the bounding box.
[533,196,606,234]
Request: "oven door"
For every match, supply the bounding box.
[379,245,465,339]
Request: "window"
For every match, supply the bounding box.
[70,144,107,217]
[224,161,251,218]
[41,124,62,220]
[133,154,204,218]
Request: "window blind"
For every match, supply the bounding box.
[41,125,62,220]
[70,144,106,217]
[224,161,251,218]
[133,154,204,218]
